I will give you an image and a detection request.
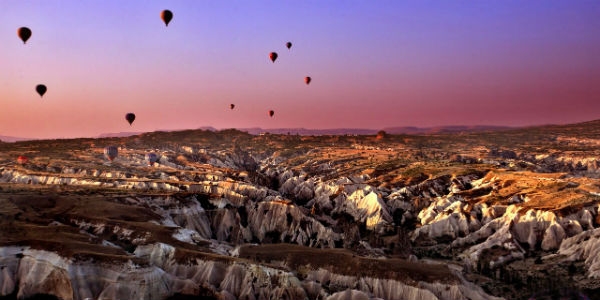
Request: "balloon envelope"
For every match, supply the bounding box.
[36,84,47,97]
[125,113,136,125]
[304,76,311,85]
[17,155,28,165]
[269,52,278,63]
[161,10,173,26]
[145,152,159,166]
[104,146,118,161]
[286,42,292,49]
[17,27,31,44]
[269,110,274,117]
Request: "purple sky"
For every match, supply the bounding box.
[1,1,599,139]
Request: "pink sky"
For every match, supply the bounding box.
[1,1,599,139]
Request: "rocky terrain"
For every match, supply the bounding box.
[1,120,600,300]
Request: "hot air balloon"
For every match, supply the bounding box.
[36,84,47,97]
[125,113,136,126]
[304,76,311,85]
[17,155,28,165]
[286,42,292,49]
[17,27,32,44]
[161,10,173,26]
[230,104,235,110]
[269,110,274,117]
[269,52,278,63]
[104,146,118,162]
[145,152,159,166]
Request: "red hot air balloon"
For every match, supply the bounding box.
[286,42,292,49]
[269,52,278,63]
[269,110,274,117]
[230,104,235,110]
[304,76,311,85]
[125,113,136,125]
[17,27,32,44]
[17,156,28,165]
[161,10,173,26]
[104,146,118,162]
[36,84,47,97]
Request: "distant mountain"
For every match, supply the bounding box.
[97,127,216,138]
[96,132,144,138]
[382,125,515,135]
[7,120,597,142]
[236,126,516,136]
[0,135,35,142]
[151,127,217,133]
[238,128,378,135]
[197,126,217,132]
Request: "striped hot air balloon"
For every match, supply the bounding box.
[104,146,118,162]
[145,152,159,166]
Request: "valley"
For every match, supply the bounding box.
[1,121,600,299]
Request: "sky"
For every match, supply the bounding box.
[1,1,599,139]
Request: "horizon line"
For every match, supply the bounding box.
[2,118,598,142]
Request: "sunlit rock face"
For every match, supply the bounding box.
[331,184,392,229]
[0,169,184,191]
[412,196,479,242]
[275,171,394,230]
